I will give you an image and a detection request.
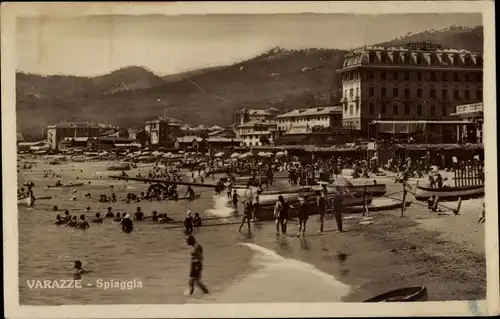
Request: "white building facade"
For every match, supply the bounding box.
[237,120,277,147]
[337,42,483,133]
[275,106,343,132]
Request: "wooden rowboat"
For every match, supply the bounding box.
[344,199,412,214]
[312,184,387,197]
[414,184,484,201]
[46,182,85,188]
[364,286,428,302]
[18,196,35,207]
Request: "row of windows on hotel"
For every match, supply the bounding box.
[345,87,482,101]
[366,51,482,67]
[345,103,453,117]
[342,70,482,83]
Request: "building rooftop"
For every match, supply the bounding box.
[176,136,204,144]
[206,137,241,143]
[276,106,342,119]
[340,42,482,70]
[238,120,278,128]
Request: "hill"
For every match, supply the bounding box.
[16,26,483,140]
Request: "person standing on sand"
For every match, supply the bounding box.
[332,193,344,232]
[186,235,209,296]
[297,196,309,237]
[274,195,289,235]
[238,200,253,233]
[317,192,330,233]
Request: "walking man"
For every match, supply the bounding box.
[317,192,329,233]
[274,195,289,235]
[238,200,253,233]
[332,192,344,232]
[297,196,309,237]
[186,235,210,296]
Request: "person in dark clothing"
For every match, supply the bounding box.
[238,200,253,233]
[317,192,329,233]
[92,213,103,223]
[161,213,174,224]
[184,211,194,235]
[185,186,195,200]
[297,197,309,237]
[54,214,65,225]
[332,193,343,232]
[232,190,240,213]
[150,211,159,223]
[186,235,209,295]
[134,207,145,221]
[274,195,289,235]
[121,214,133,233]
[105,207,114,218]
[193,213,202,228]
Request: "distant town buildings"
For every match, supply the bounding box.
[275,106,343,133]
[236,120,277,147]
[236,107,280,125]
[144,117,182,148]
[47,122,101,151]
[338,41,483,132]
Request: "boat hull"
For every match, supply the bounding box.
[312,184,387,197]
[47,183,85,188]
[344,198,412,214]
[256,194,372,221]
[364,286,428,302]
[414,185,484,201]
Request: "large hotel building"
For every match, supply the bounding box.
[337,42,483,133]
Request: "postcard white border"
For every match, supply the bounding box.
[2,1,499,317]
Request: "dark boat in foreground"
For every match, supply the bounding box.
[414,184,484,201]
[364,286,428,302]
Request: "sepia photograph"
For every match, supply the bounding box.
[2,1,498,318]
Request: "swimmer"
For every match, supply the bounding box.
[63,209,71,222]
[84,193,92,199]
[134,207,145,221]
[55,180,62,187]
[105,207,114,218]
[53,205,59,211]
[121,214,133,233]
[161,213,174,224]
[75,214,90,230]
[85,206,91,214]
[54,214,65,225]
[73,260,90,280]
[193,213,202,229]
[65,216,78,228]
[150,211,159,223]
[113,213,122,223]
[92,213,103,223]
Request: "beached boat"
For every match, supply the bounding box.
[18,196,35,207]
[414,184,484,201]
[107,163,131,171]
[343,198,412,214]
[256,191,372,220]
[364,286,428,302]
[47,182,85,188]
[312,183,387,197]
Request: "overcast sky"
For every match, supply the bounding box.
[16,13,481,77]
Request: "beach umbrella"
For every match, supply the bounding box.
[276,151,286,157]
[215,152,224,157]
[152,151,161,156]
[239,152,252,159]
[230,153,240,158]
[257,152,266,157]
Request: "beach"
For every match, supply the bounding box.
[17,157,486,304]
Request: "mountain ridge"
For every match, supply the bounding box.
[16,26,484,140]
